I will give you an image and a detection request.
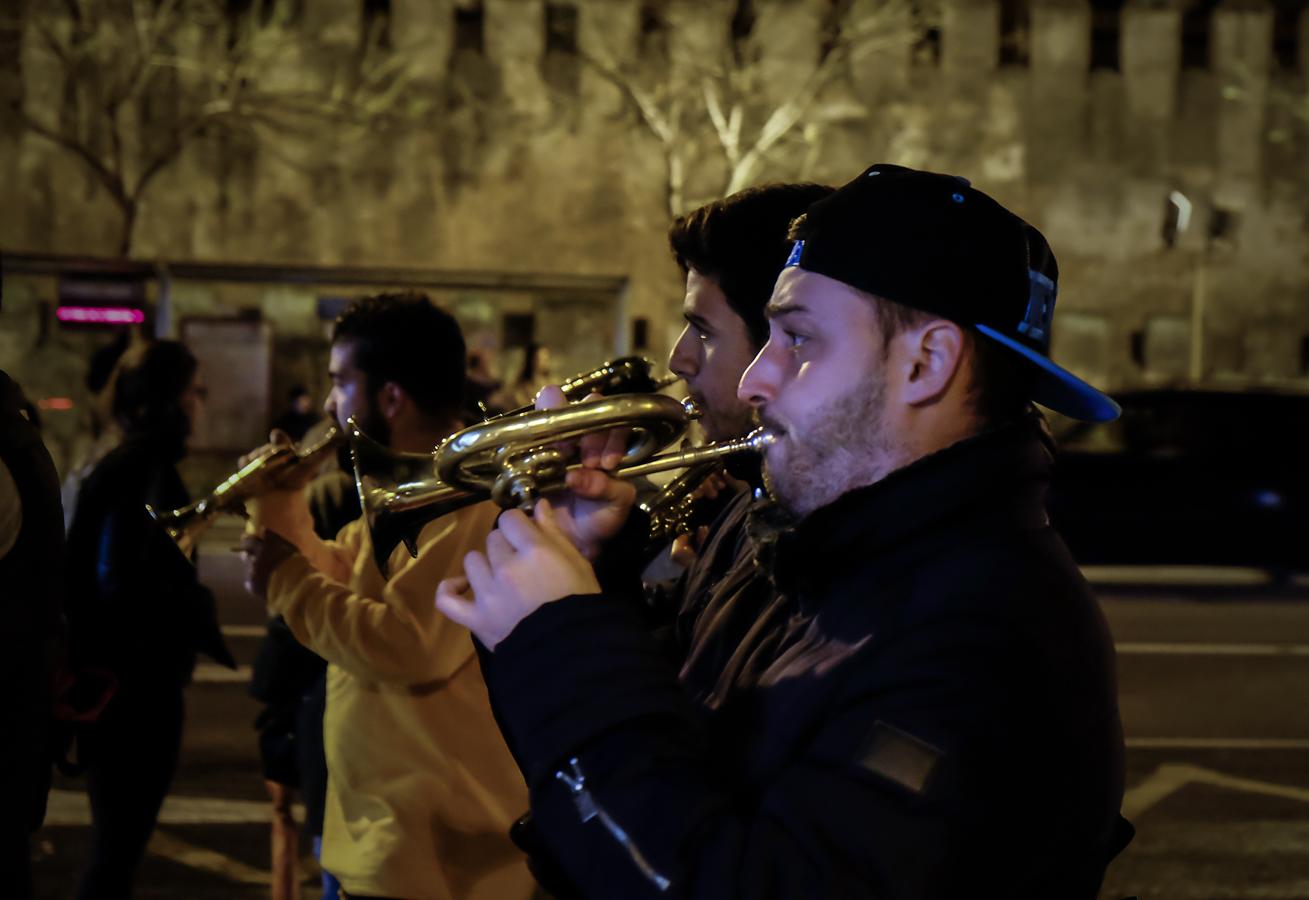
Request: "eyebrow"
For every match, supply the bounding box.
[684,311,713,331]
[765,301,809,319]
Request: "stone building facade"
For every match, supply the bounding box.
[1,0,1307,474]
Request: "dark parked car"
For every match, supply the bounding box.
[1048,388,1309,574]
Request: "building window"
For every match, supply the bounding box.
[1181,0,1222,69]
[544,2,580,95]
[639,2,670,62]
[999,0,1030,67]
[913,27,941,67]
[1272,0,1300,70]
[455,3,486,54]
[1090,0,1125,71]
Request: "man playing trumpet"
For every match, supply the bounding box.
[439,166,1131,898]
[240,293,532,900]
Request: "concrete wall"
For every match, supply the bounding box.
[2,0,1308,472]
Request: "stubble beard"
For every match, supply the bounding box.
[762,363,896,521]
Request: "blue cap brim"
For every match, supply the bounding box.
[975,324,1121,423]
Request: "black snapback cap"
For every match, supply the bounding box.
[786,163,1120,423]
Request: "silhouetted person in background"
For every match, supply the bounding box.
[272,385,322,444]
[65,340,235,900]
[0,370,66,900]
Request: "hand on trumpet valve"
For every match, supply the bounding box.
[436,498,601,650]
[532,385,637,559]
[242,429,317,541]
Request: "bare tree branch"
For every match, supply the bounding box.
[18,110,127,206]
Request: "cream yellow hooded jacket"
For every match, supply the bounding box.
[267,503,532,900]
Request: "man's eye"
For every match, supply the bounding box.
[786,331,809,348]
[696,330,711,342]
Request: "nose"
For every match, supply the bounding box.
[323,391,337,422]
[667,324,698,379]
[737,341,781,408]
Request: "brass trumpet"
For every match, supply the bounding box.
[639,459,725,542]
[147,423,343,559]
[354,354,671,571]
[354,392,774,574]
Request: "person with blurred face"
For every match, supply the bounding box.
[240,293,532,900]
[0,370,65,900]
[439,166,1132,899]
[65,340,234,900]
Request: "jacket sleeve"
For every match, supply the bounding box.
[482,591,1024,900]
[267,505,498,685]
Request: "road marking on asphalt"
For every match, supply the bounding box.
[221,624,267,638]
[1124,762,1309,819]
[1117,642,1309,656]
[44,789,304,826]
[146,831,272,885]
[1128,738,1309,750]
[1084,565,1279,587]
[194,663,253,683]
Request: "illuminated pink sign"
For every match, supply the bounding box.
[56,306,145,324]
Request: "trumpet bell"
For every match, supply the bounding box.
[148,423,343,562]
[347,417,478,572]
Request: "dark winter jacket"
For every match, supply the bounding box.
[482,418,1129,899]
[65,429,234,687]
[0,370,65,838]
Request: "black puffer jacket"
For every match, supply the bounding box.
[65,430,234,686]
[483,419,1129,899]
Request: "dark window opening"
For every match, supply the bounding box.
[544,2,580,95]
[639,3,669,59]
[1209,207,1237,242]
[1271,0,1300,70]
[1130,329,1147,368]
[363,0,392,51]
[1000,0,1031,66]
[913,27,941,67]
[1090,0,1125,71]
[455,5,486,54]
[226,0,253,50]
[546,3,579,54]
[632,317,650,351]
[1181,0,1222,70]
[731,0,756,45]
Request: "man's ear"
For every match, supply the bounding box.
[900,320,967,407]
[377,381,407,422]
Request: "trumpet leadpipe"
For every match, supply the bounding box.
[612,428,775,482]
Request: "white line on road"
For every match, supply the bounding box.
[220,624,267,638]
[1127,738,1309,750]
[194,663,253,683]
[1117,642,1309,657]
[146,831,272,885]
[1124,762,1309,819]
[44,789,304,826]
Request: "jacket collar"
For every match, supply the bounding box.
[750,413,1055,598]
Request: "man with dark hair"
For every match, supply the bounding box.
[666,182,833,444]
[439,166,1130,898]
[241,292,532,900]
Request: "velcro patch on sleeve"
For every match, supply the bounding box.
[857,721,942,796]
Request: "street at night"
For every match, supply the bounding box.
[24,523,1309,898]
